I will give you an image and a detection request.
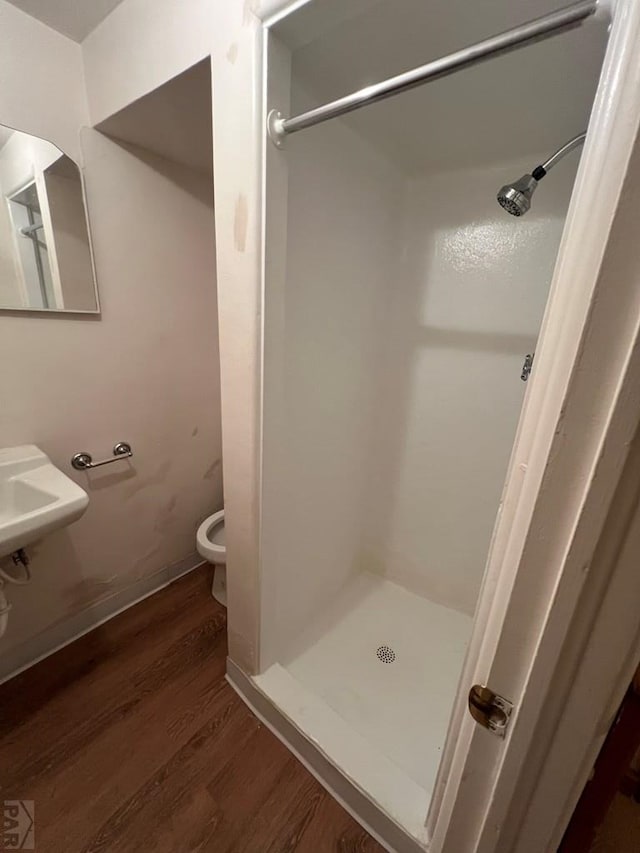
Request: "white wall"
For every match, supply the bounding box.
[0,3,223,677]
[0,129,222,672]
[82,0,270,675]
[0,0,86,162]
[362,160,578,614]
[260,87,403,664]
[82,0,216,127]
[0,0,276,677]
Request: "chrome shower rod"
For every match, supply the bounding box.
[267,0,598,146]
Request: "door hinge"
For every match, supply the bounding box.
[468,684,514,737]
[521,353,534,381]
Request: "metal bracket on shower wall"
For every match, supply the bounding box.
[521,354,534,381]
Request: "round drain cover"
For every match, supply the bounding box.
[376,645,396,663]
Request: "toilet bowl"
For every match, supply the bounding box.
[196,509,226,606]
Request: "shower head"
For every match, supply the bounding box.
[497,131,587,217]
[497,174,538,217]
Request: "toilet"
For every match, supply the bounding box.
[196,509,226,606]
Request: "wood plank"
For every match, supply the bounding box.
[0,567,384,853]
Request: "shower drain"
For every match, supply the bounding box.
[376,645,396,664]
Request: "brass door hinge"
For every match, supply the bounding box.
[468,684,513,737]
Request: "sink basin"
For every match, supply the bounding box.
[0,445,89,558]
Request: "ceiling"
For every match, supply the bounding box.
[97,59,213,176]
[277,0,609,173]
[4,0,125,42]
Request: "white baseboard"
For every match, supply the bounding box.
[226,658,427,853]
[0,554,205,685]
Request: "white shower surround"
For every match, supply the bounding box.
[220,0,640,851]
[256,572,472,842]
[361,162,577,615]
[260,85,581,652]
[255,9,586,842]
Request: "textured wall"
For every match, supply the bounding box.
[261,143,576,644]
[361,159,577,614]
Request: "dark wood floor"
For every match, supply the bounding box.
[0,567,383,852]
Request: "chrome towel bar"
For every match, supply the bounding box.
[71,442,133,471]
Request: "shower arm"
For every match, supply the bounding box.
[536,132,587,176]
[267,0,599,146]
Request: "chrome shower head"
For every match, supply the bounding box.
[497,131,587,217]
[497,173,538,217]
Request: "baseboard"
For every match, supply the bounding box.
[0,554,205,685]
[226,657,427,853]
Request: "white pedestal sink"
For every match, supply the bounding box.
[0,445,89,559]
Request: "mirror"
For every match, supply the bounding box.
[0,125,98,313]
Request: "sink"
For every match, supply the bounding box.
[0,445,89,558]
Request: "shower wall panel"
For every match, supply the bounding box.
[361,158,578,614]
[260,77,583,666]
[260,88,404,664]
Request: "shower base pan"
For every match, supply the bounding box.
[227,573,472,851]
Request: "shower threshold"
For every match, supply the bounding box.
[254,572,473,842]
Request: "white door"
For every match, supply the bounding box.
[428,2,640,850]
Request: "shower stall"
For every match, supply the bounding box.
[218,0,637,849]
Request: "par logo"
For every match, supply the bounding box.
[2,801,34,850]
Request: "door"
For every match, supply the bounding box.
[428,2,640,850]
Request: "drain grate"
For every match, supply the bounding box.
[376,645,396,664]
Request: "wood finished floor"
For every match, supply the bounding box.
[0,567,384,852]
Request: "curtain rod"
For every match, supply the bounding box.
[267,0,599,147]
